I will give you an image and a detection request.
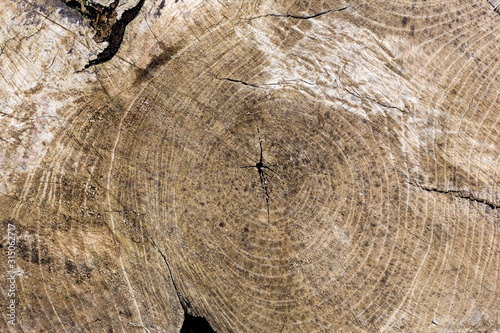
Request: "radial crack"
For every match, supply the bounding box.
[150,239,189,312]
[248,6,349,20]
[409,181,499,210]
[343,86,406,113]
[151,239,216,332]
[240,125,279,226]
[214,76,262,88]
[213,74,319,89]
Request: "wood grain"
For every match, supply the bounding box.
[1,0,499,332]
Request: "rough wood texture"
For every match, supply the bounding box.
[1,0,499,332]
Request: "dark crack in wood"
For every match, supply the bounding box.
[86,0,145,68]
[343,86,406,113]
[278,321,286,333]
[150,239,189,312]
[409,181,499,210]
[181,313,216,333]
[215,76,262,88]
[63,0,145,68]
[248,6,349,20]
[150,239,217,333]
[240,125,280,227]
[488,0,500,13]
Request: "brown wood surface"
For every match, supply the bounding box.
[1,0,499,332]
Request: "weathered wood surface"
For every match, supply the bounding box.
[1,0,499,332]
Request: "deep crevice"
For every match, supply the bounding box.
[409,181,499,210]
[62,0,118,42]
[181,313,216,333]
[62,0,145,68]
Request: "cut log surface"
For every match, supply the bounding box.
[1,0,499,332]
